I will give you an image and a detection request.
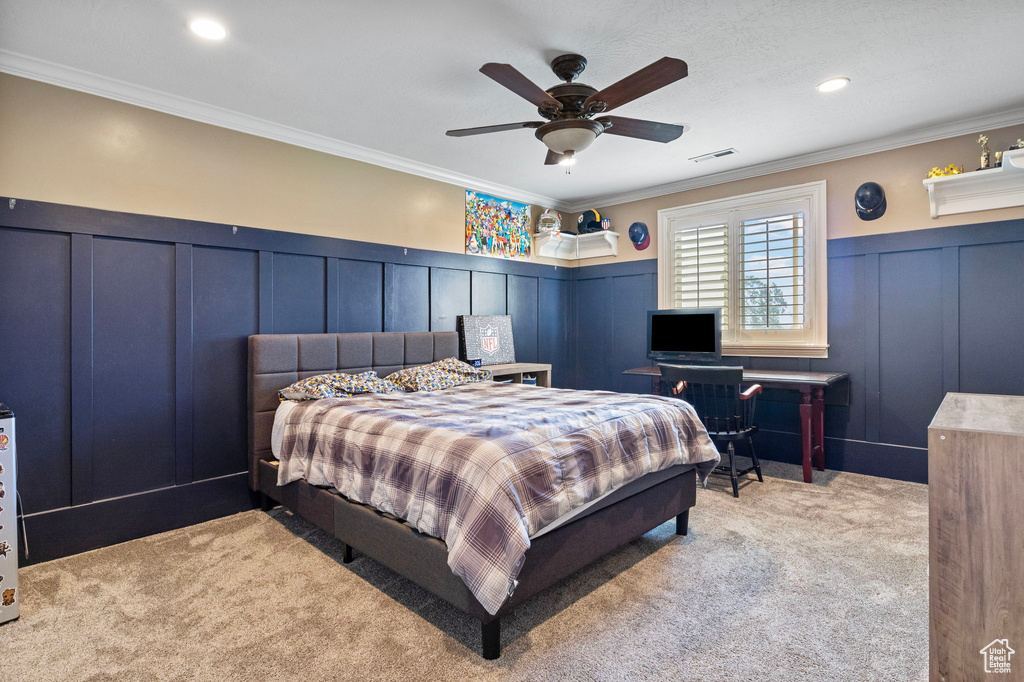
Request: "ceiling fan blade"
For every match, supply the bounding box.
[585,57,688,113]
[544,149,567,165]
[480,63,563,111]
[446,121,543,137]
[596,116,685,143]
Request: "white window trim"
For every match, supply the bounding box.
[657,180,828,358]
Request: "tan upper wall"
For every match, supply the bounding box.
[579,124,1024,266]
[0,74,567,265]
[3,73,1021,270]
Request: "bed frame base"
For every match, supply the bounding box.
[481,618,501,660]
[676,510,689,536]
[257,459,696,659]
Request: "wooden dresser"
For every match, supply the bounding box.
[929,393,1024,681]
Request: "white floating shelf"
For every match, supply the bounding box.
[923,148,1024,218]
[534,230,619,260]
[536,229,614,259]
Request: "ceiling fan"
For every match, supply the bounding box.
[446,53,689,166]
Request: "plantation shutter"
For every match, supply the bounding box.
[739,212,805,329]
[673,222,729,327]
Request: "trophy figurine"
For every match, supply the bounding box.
[978,134,991,169]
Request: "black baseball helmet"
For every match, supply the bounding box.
[855,182,886,221]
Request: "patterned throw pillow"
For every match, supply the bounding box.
[386,357,493,392]
[279,371,401,401]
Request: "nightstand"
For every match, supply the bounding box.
[485,362,552,388]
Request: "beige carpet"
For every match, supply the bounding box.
[0,462,928,681]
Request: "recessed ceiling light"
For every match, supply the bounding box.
[190,18,227,40]
[816,77,850,93]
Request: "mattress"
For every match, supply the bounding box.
[270,382,719,615]
[272,397,677,540]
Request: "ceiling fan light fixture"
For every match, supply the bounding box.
[452,54,690,166]
[536,120,603,154]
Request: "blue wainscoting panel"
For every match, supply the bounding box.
[538,278,570,387]
[338,259,383,333]
[70,234,95,504]
[471,271,507,316]
[326,258,340,333]
[573,277,610,390]
[609,273,656,394]
[429,267,471,332]
[272,253,326,334]
[174,244,194,485]
[812,255,866,441]
[0,227,73,513]
[878,249,945,448]
[958,240,1024,396]
[385,264,430,332]
[91,237,177,500]
[191,247,259,481]
[508,275,539,363]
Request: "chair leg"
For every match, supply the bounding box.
[481,617,501,660]
[728,442,739,498]
[675,509,689,536]
[747,436,763,483]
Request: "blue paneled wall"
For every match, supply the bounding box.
[0,197,570,562]
[3,193,1020,562]
[570,218,1024,484]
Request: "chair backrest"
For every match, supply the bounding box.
[658,364,753,435]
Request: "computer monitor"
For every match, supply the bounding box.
[647,308,722,364]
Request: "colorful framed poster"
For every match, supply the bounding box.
[465,191,532,260]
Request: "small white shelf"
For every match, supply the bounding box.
[923,148,1024,218]
[534,230,619,260]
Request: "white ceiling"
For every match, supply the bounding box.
[2,0,1023,211]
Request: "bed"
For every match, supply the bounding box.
[248,331,718,659]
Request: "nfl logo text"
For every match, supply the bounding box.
[480,326,499,355]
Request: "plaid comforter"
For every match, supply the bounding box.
[276,382,720,615]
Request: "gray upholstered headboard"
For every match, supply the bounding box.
[247,331,459,488]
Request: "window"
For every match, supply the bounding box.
[658,181,828,357]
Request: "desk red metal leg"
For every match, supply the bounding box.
[799,387,813,483]
[812,387,826,472]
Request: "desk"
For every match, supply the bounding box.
[623,366,849,483]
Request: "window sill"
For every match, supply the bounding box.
[723,342,829,359]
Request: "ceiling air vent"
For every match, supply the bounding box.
[689,148,738,163]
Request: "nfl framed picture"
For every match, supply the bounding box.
[457,315,516,366]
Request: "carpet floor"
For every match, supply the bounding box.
[0,461,928,681]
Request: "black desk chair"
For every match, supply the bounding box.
[659,364,764,498]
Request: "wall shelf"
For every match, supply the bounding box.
[534,230,619,260]
[923,148,1024,218]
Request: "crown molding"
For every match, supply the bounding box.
[562,107,1024,212]
[0,49,569,212]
